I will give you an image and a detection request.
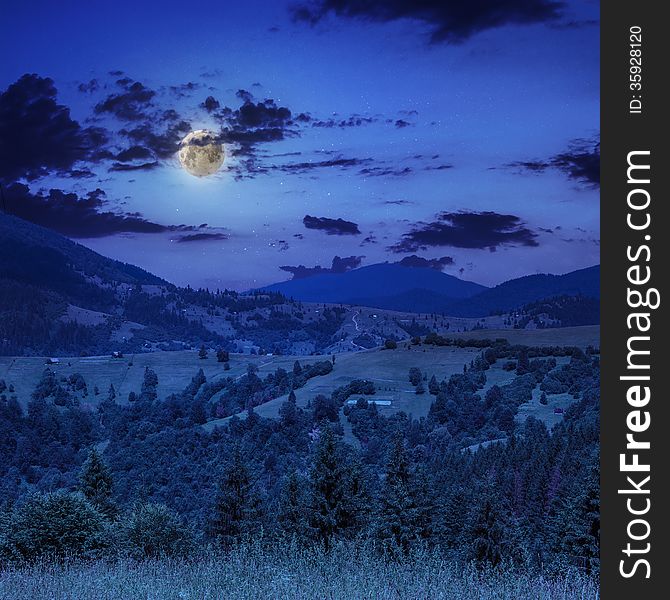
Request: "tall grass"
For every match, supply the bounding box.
[0,542,598,600]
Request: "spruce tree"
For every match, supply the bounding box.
[469,497,506,567]
[308,426,363,549]
[78,448,117,520]
[277,470,309,541]
[375,435,426,554]
[212,446,259,547]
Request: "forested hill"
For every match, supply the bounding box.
[445,265,600,317]
[0,214,344,357]
[0,213,166,288]
[262,263,600,317]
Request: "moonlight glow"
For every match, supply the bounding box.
[178,130,225,177]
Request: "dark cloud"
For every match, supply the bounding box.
[311,115,376,128]
[63,169,96,179]
[121,119,191,159]
[0,74,108,182]
[394,255,454,270]
[108,161,160,172]
[176,232,228,243]
[94,80,156,121]
[210,94,299,167]
[394,119,411,128]
[382,199,413,205]
[77,79,99,93]
[359,165,412,177]
[201,96,221,112]
[278,157,371,174]
[291,0,564,43]
[551,140,600,186]
[280,255,364,279]
[424,163,453,171]
[3,183,196,238]
[115,145,154,162]
[303,215,361,236]
[506,137,600,187]
[169,82,200,97]
[390,210,538,253]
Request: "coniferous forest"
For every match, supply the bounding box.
[0,339,599,598]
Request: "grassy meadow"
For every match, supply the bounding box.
[0,544,599,600]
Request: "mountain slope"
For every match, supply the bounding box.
[262,263,599,317]
[0,212,166,294]
[446,265,600,317]
[262,263,487,304]
[0,214,346,356]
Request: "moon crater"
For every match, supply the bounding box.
[178,130,224,177]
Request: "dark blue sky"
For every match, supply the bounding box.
[1,0,599,290]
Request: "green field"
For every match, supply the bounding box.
[446,325,600,348]
[2,325,599,431]
[204,344,483,429]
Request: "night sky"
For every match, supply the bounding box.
[1,0,599,291]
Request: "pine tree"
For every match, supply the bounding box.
[308,426,363,549]
[199,345,208,360]
[78,448,117,520]
[277,470,309,541]
[139,367,158,402]
[212,446,259,547]
[469,497,506,567]
[190,398,207,425]
[374,435,428,554]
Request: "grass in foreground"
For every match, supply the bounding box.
[0,544,598,600]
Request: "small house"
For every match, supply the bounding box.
[553,407,564,414]
[45,357,60,365]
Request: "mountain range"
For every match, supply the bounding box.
[263,263,600,317]
[1,212,600,357]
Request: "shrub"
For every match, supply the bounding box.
[116,502,193,559]
[7,492,106,561]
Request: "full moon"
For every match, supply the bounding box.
[178,130,225,177]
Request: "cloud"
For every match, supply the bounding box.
[77,79,99,93]
[108,161,160,172]
[280,255,364,279]
[394,255,454,270]
[0,74,108,182]
[550,139,600,186]
[390,210,538,252]
[120,119,191,159]
[94,80,156,121]
[382,199,413,205]
[303,215,361,235]
[424,163,453,171]
[311,115,376,128]
[278,156,372,174]
[506,137,600,187]
[359,165,412,177]
[168,82,200,97]
[291,0,564,43]
[3,183,196,238]
[201,96,220,112]
[176,232,228,243]
[115,145,154,162]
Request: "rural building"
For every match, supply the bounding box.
[346,399,392,406]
